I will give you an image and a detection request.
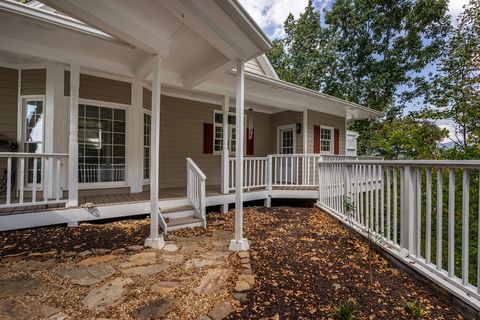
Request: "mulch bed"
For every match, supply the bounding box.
[225,207,463,320]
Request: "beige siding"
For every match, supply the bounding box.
[0,67,18,143]
[245,58,266,76]
[143,87,152,110]
[65,72,131,105]
[270,111,303,154]
[159,95,221,188]
[0,67,19,173]
[307,110,346,154]
[21,69,46,95]
[252,111,271,156]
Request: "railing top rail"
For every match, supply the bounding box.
[0,152,69,158]
[318,159,480,168]
[271,153,383,159]
[186,157,207,180]
[229,156,268,160]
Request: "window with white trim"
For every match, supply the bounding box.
[23,97,44,184]
[78,104,126,183]
[320,126,333,153]
[213,110,236,155]
[143,113,151,180]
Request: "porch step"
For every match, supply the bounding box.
[161,205,193,215]
[165,215,203,231]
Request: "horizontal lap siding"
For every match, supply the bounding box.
[64,72,131,105]
[251,111,271,156]
[21,69,46,95]
[307,110,346,154]
[159,95,221,188]
[271,111,303,154]
[245,59,266,76]
[0,67,19,174]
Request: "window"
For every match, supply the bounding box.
[78,104,126,183]
[143,113,151,180]
[320,126,333,153]
[23,98,44,184]
[213,110,237,155]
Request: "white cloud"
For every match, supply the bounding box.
[437,121,460,143]
[449,0,469,24]
[238,0,309,38]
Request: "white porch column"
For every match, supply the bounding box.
[67,64,79,207]
[221,95,230,213]
[229,60,249,251]
[145,54,165,249]
[128,80,144,193]
[45,63,64,199]
[303,109,308,153]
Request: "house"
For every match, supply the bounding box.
[0,0,381,249]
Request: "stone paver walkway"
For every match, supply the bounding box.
[0,221,255,320]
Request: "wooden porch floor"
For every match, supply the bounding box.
[0,185,223,216]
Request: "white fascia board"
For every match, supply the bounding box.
[257,54,279,80]
[0,0,126,45]
[241,71,384,119]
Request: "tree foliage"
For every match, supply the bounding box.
[267,0,451,158]
[421,0,480,159]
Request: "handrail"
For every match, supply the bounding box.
[186,158,206,228]
[186,158,206,180]
[319,159,480,168]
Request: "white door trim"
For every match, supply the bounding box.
[276,124,296,154]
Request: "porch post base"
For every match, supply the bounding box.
[229,238,249,251]
[144,236,165,250]
[221,203,229,213]
[264,197,271,208]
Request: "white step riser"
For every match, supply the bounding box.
[162,209,196,219]
[166,221,203,232]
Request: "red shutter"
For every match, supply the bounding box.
[246,129,254,155]
[334,128,340,154]
[203,123,213,154]
[314,125,320,153]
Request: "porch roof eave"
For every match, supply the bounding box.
[243,71,384,120]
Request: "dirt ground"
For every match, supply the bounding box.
[0,207,464,319]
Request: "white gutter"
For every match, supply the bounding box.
[0,0,132,48]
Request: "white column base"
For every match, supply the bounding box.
[264,197,271,208]
[229,238,249,251]
[221,203,229,213]
[144,236,165,249]
[67,221,78,228]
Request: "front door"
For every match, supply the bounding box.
[277,126,296,184]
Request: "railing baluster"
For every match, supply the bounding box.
[386,167,391,241]
[393,167,398,244]
[425,168,432,264]
[461,169,470,286]
[416,168,422,257]
[32,157,37,203]
[436,168,443,271]
[448,168,455,278]
[380,165,385,236]
[375,165,379,233]
[6,157,11,205]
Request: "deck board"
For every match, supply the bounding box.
[0,185,223,216]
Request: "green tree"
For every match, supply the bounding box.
[370,117,447,159]
[422,0,480,159]
[268,0,451,156]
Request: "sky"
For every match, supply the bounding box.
[238,0,469,143]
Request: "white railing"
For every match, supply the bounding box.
[0,152,69,209]
[229,157,268,191]
[226,154,382,192]
[186,157,207,227]
[317,159,480,308]
[79,164,125,183]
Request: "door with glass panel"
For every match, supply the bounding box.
[23,98,44,189]
[78,104,126,184]
[277,126,296,184]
